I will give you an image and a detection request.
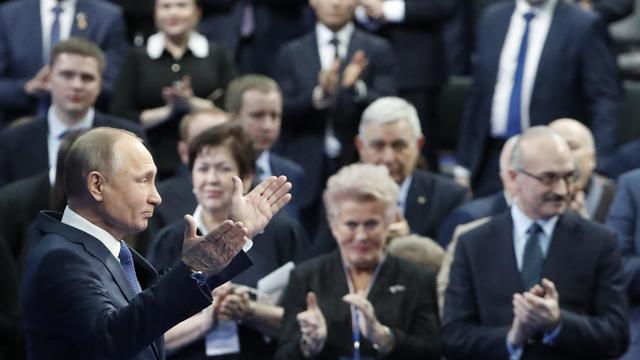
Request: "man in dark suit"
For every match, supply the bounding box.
[606,168,640,360]
[198,0,313,75]
[549,118,616,223]
[0,38,145,188]
[0,0,128,124]
[454,0,622,197]
[226,74,306,221]
[442,126,628,359]
[21,127,292,359]
[275,0,396,235]
[355,0,456,169]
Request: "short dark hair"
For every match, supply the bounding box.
[179,107,229,141]
[51,37,106,73]
[225,74,281,114]
[188,123,256,179]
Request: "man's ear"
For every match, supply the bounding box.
[86,171,106,202]
[416,135,425,151]
[355,135,364,155]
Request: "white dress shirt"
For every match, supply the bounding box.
[355,0,406,25]
[47,106,94,185]
[40,0,76,63]
[510,201,558,271]
[397,174,413,216]
[61,205,122,261]
[255,151,273,182]
[490,0,557,138]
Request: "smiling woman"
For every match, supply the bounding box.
[110,0,237,179]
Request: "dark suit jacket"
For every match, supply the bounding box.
[275,28,396,204]
[456,1,622,183]
[442,210,629,359]
[276,252,441,359]
[198,0,313,75]
[360,0,456,89]
[437,191,508,248]
[585,173,616,223]
[21,211,252,359]
[606,168,640,359]
[0,0,128,122]
[0,111,146,186]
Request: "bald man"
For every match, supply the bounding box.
[549,118,616,223]
[442,126,628,359]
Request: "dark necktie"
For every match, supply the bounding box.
[329,36,340,60]
[49,4,64,62]
[521,222,544,290]
[118,241,142,294]
[505,12,535,138]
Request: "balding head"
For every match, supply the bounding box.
[549,118,595,190]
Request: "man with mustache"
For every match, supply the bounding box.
[442,126,629,359]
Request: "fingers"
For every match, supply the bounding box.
[541,278,558,299]
[306,292,319,311]
[232,176,244,202]
[255,176,292,210]
[206,220,235,241]
[184,214,198,241]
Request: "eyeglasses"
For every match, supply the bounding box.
[516,168,577,186]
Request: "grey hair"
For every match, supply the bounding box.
[323,163,399,222]
[358,97,422,139]
[510,126,568,169]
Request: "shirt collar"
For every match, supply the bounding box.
[515,0,557,18]
[47,106,94,139]
[316,22,355,49]
[511,201,559,239]
[41,0,77,13]
[146,31,210,60]
[61,205,122,260]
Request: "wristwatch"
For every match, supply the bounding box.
[190,270,207,287]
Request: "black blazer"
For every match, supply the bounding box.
[441,210,629,359]
[21,211,252,359]
[0,111,146,186]
[456,1,622,182]
[275,28,396,202]
[276,252,441,359]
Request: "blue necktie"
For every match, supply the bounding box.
[118,241,142,294]
[505,12,536,138]
[521,222,544,291]
[48,4,64,63]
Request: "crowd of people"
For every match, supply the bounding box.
[1,0,640,359]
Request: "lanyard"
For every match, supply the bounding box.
[341,255,386,360]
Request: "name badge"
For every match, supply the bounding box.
[205,320,241,356]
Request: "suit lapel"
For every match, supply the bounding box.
[70,0,91,37]
[542,212,579,283]
[306,33,322,76]
[485,5,514,89]
[404,173,432,234]
[490,213,523,292]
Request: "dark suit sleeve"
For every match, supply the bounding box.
[97,7,129,97]
[592,0,634,24]
[552,232,629,358]
[606,171,640,299]
[441,234,511,359]
[580,18,623,156]
[32,247,246,358]
[110,49,143,122]
[437,208,473,248]
[403,0,457,24]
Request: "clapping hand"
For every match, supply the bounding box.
[343,292,393,352]
[297,292,327,357]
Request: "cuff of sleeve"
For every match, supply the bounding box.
[205,251,253,289]
[453,165,471,179]
[312,85,332,109]
[506,337,523,360]
[542,322,562,345]
[383,0,406,22]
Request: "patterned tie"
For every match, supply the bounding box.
[118,241,142,294]
[505,12,535,138]
[521,222,544,290]
[48,4,64,62]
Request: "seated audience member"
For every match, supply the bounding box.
[226,74,306,221]
[314,97,467,254]
[276,163,440,359]
[0,0,128,125]
[442,126,629,359]
[606,168,640,360]
[275,0,396,235]
[21,127,292,359]
[147,124,310,359]
[147,108,230,243]
[438,135,518,248]
[0,38,145,187]
[386,234,445,275]
[549,118,615,223]
[110,0,236,178]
